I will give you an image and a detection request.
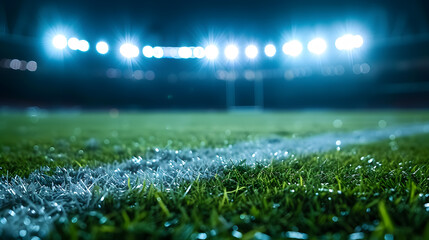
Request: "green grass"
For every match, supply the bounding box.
[49,134,429,240]
[1,111,429,177]
[1,111,429,239]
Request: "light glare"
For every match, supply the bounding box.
[193,47,205,58]
[120,43,139,58]
[153,47,164,58]
[264,44,276,57]
[96,41,109,54]
[205,45,219,59]
[52,35,67,49]
[245,45,258,59]
[307,38,327,55]
[282,40,303,57]
[178,47,192,59]
[335,34,364,50]
[142,46,154,58]
[67,37,80,50]
[224,44,239,60]
[79,40,89,52]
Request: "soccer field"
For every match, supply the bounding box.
[1,111,429,239]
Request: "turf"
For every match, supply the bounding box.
[48,133,429,240]
[1,111,429,239]
[1,110,429,177]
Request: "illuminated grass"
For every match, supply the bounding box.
[1,111,429,239]
[48,134,429,239]
[1,111,429,177]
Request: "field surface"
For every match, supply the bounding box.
[1,110,429,239]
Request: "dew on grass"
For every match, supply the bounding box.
[197,233,208,240]
[384,234,394,240]
[8,210,16,216]
[349,232,365,240]
[23,217,31,225]
[254,232,271,240]
[99,217,107,224]
[1,122,429,238]
[71,216,78,223]
[283,231,308,239]
[232,230,243,238]
[19,229,27,237]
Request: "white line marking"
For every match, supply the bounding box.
[1,123,429,238]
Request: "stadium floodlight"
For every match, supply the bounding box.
[307,38,327,55]
[52,34,67,49]
[335,34,364,50]
[67,37,80,50]
[205,45,219,59]
[142,46,154,58]
[120,43,139,58]
[264,44,276,57]
[224,44,239,60]
[193,46,205,58]
[153,47,164,58]
[96,41,109,54]
[245,45,258,59]
[78,40,90,52]
[354,35,364,48]
[282,40,303,57]
[178,47,193,59]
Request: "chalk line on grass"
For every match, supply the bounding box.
[1,123,429,239]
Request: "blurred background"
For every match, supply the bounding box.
[1,0,429,110]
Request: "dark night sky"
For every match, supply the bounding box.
[2,0,429,43]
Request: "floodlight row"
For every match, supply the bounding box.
[52,34,364,60]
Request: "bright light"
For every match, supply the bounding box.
[224,44,239,60]
[79,40,89,52]
[335,34,364,50]
[308,38,327,55]
[96,41,109,54]
[354,35,364,48]
[67,37,80,50]
[120,43,139,58]
[205,45,219,59]
[282,40,303,57]
[178,47,192,59]
[264,44,276,57]
[245,45,258,59]
[153,47,164,58]
[193,47,205,58]
[52,35,67,49]
[142,46,154,58]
